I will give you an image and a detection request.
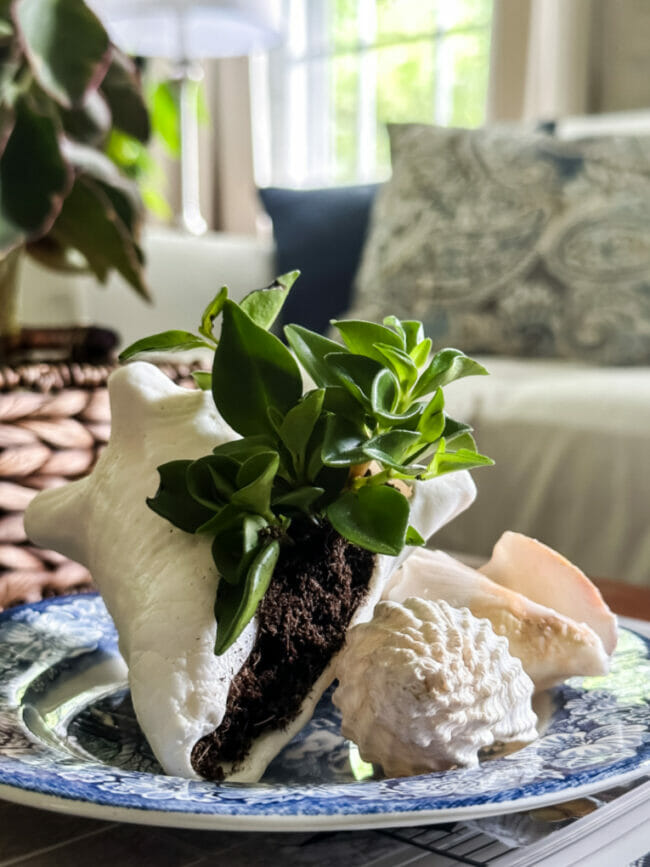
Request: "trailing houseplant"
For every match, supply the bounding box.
[120,273,493,655]
[0,0,150,343]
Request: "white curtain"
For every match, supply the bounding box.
[487,0,650,125]
[486,0,594,123]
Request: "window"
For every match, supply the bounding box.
[251,0,492,188]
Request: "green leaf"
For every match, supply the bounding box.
[50,175,149,297]
[118,330,211,361]
[211,512,267,585]
[326,352,383,409]
[240,271,299,330]
[442,416,473,444]
[212,435,278,462]
[413,349,489,399]
[16,0,110,109]
[199,286,227,343]
[332,319,404,362]
[231,451,280,517]
[278,388,325,477]
[284,324,344,387]
[382,315,406,345]
[272,485,324,514]
[186,453,241,510]
[212,300,302,437]
[410,337,432,368]
[362,429,422,470]
[0,98,71,253]
[214,539,280,655]
[373,344,419,390]
[59,90,110,146]
[406,525,425,546]
[321,415,369,468]
[191,371,212,390]
[147,460,214,533]
[370,368,399,416]
[326,485,410,555]
[425,440,494,478]
[401,320,425,352]
[322,386,367,427]
[417,388,445,441]
[99,46,150,142]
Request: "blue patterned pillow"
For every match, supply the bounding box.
[348,124,650,365]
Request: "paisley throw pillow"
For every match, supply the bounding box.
[348,123,650,365]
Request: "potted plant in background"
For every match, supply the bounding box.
[0,0,150,356]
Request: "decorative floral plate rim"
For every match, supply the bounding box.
[0,594,649,831]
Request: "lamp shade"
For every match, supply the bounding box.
[88,0,281,60]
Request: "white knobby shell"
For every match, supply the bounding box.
[333,598,538,777]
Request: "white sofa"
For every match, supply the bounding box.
[18,224,650,588]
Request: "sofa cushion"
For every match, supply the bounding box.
[259,185,378,334]
[347,123,650,365]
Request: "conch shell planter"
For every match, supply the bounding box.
[25,362,478,781]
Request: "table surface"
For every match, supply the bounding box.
[0,583,648,867]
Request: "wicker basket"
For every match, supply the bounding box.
[0,358,198,610]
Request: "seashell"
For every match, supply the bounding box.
[25,361,478,781]
[480,531,618,655]
[333,598,538,777]
[384,549,611,691]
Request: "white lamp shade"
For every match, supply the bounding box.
[89,0,281,60]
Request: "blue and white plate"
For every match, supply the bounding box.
[0,594,649,831]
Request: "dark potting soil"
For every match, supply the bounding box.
[190,520,375,781]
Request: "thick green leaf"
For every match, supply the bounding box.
[147,460,214,533]
[231,451,280,517]
[321,415,369,467]
[240,271,299,330]
[272,485,324,514]
[322,386,367,427]
[405,525,425,546]
[362,429,421,469]
[99,46,150,142]
[284,324,343,387]
[59,90,110,145]
[442,416,473,443]
[214,539,280,655]
[401,320,425,352]
[374,343,419,390]
[326,485,410,555]
[199,286,227,342]
[0,99,71,252]
[186,453,240,509]
[413,349,489,399]
[382,315,406,345]
[15,0,110,109]
[326,352,383,409]
[370,368,399,417]
[212,301,302,437]
[211,512,267,585]
[191,371,212,390]
[50,175,149,297]
[332,319,404,362]
[425,440,494,478]
[118,330,211,361]
[418,388,445,441]
[410,337,432,368]
[278,388,324,477]
[212,435,277,462]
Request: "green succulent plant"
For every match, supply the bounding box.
[121,274,494,656]
[0,0,150,325]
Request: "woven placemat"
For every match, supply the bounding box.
[0,359,199,610]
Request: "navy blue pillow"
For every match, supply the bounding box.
[258,185,379,334]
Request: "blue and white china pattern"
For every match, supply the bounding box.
[1,595,650,822]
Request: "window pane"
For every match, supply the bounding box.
[376,0,436,41]
[447,32,491,127]
[332,53,360,183]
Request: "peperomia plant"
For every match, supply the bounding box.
[120,274,493,655]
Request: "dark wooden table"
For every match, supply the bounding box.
[1,585,649,867]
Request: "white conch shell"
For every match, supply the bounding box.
[25,361,478,781]
[480,531,618,655]
[384,548,610,691]
[333,598,538,777]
